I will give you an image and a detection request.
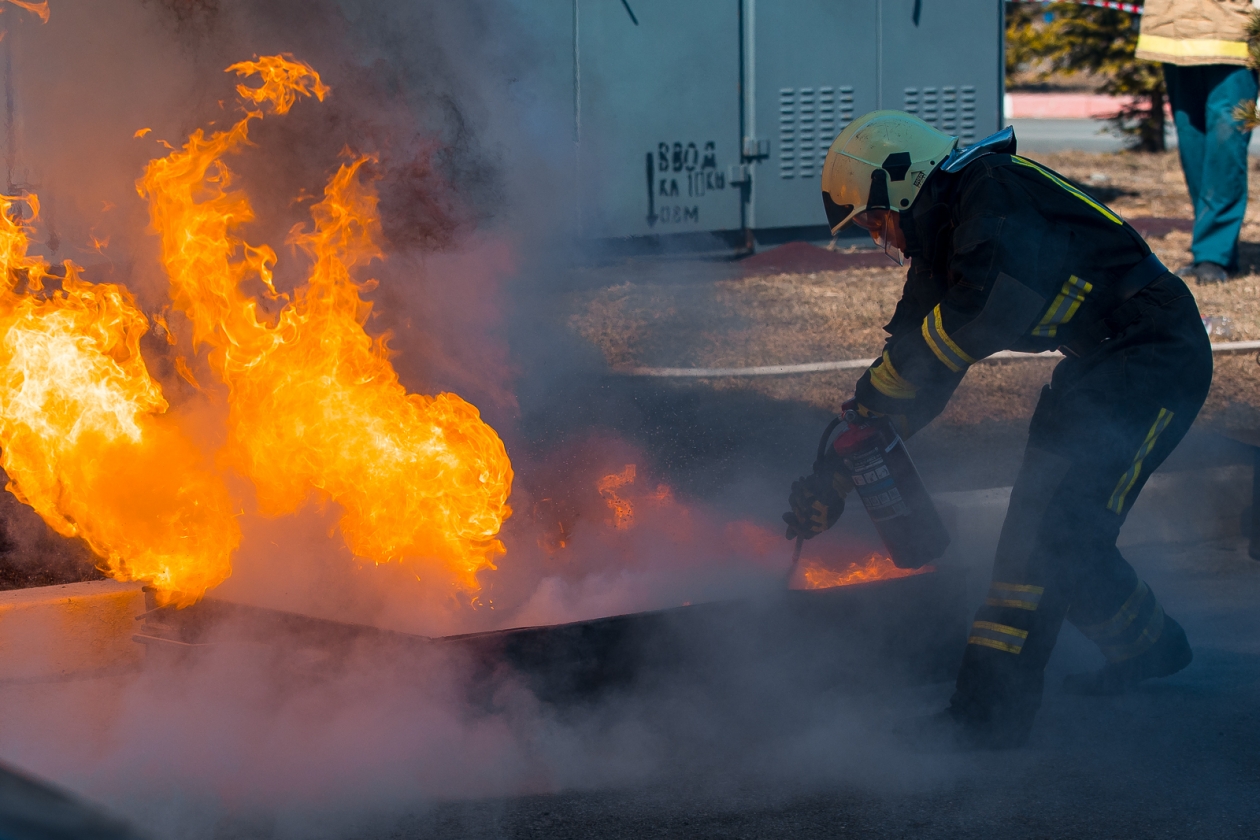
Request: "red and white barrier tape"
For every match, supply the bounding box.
[1012,0,1143,14]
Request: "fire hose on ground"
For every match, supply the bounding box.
[616,340,1260,379]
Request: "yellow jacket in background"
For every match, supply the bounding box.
[1136,0,1254,66]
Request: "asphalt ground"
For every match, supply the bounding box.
[5,529,1250,839]
[358,535,1260,839]
[1008,117,1260,155]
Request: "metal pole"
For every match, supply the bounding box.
[998,0,1006,132]
[573,0,581,237]
[740,0,755,236]
[876,0,883,110]
[4,21,15,194]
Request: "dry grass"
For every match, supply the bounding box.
[569,149,1260,431]
[1034,150,1194,219]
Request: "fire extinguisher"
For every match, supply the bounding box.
[823,400,950,569]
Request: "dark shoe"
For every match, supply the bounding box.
[1194,262,1228,284]
[1174,262,1198,280]
[1063,615,1192,696]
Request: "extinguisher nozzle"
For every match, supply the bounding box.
[786,535,804,587]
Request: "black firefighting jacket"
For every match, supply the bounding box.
[853,153,1159,435]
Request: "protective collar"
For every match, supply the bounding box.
[939,126,1017,174]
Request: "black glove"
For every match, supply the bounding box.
[783,457,851,540]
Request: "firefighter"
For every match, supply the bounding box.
[784,111,1213,749]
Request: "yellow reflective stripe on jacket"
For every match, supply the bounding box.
[985,582,1045,611]
[1011,156,1123,225]
[921,304,976,373]
[968,620,1029,654]
[1136,34,1249,61]
[1031,275,1094,338]
[868,350,916,399]
[1107,409,1174,514]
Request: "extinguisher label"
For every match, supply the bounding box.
[860,486,910,521]
[844,446,912,521]
[846,449,885,472]
[851,465,891,486]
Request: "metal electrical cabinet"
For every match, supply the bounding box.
[744,1,880,232]
[513,0,1003,246]
[879,0,1003,146]
[747,0,1003,236]
[575,0,745,239]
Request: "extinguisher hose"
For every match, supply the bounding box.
[814,416,843,467]
[788,415,842,587]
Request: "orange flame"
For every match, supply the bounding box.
[138,56,512,595]
[597,464,636,529]
[799,552,930,589]
[0,196,238,606]
[226,54,329,116]
[2,0,49,24]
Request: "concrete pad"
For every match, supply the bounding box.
[933,464,1250,577]
[0,580,145,684]
[1121,464,1249,547]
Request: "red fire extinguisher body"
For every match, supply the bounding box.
[831,411,950,568]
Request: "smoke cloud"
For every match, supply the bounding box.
[0,2,1016,837]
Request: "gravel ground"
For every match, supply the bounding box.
[570,150,1260,431]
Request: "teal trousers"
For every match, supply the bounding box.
[1163,63,1258,271]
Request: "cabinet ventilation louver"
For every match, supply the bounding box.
[904,85,978,144]
[779,85,855,179]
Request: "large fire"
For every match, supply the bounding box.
[0,196,238,606]
[137,56,513,596]
[0,14,511,606]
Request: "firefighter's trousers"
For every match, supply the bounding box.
[951,274,1213,737]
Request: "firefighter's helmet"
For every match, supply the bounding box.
[821,110,958,234]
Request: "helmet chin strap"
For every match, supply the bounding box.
[865,169,903,264]
[867,169,891,211]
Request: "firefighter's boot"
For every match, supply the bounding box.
[1063,614,1192,696]
[945,690,1038,750]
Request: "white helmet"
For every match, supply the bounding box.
[821,110,958,234]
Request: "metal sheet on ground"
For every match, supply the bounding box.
[135,569,969,705]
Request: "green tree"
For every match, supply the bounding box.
[1007,2,1166,152]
